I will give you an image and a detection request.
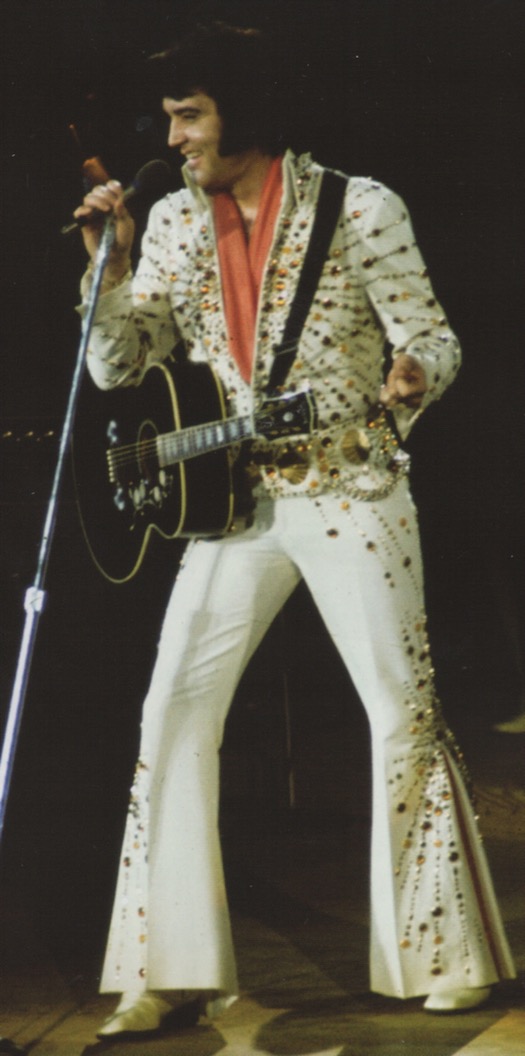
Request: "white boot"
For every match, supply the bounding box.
[97,990,199,1037]
[494,712,525,733]
[424,986,491,1013]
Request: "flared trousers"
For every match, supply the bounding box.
[100,484,515,1007]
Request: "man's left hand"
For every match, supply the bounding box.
[380,353,427,409]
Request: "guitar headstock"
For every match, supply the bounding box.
[255,386,318,440]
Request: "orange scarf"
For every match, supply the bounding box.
[213,156,283,382]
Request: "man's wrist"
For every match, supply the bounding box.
[85,256,132,293]
[103,256,132,284]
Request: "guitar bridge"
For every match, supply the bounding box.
[106,448,117,484]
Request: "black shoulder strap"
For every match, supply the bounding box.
[266,168,348,393]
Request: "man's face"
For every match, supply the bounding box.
[162,92,253,194]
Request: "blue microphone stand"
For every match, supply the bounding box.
[0,219,115,850]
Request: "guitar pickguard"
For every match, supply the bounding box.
[106,416,174,522]
[127,467,174,518]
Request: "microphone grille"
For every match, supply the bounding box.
[132,159,172,197]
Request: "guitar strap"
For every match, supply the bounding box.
[266,168,348,393]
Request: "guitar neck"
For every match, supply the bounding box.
[157,414,255,467]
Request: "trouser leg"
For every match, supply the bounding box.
[100,513,300,1000]
[276,487,515,997]
[100,488,515,1005]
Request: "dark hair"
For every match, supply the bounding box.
[146,22,287,156]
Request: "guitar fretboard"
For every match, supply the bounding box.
[157,414,255,467]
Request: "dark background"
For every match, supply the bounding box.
[1,0,525,978]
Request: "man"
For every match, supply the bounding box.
[75,23,515,1039]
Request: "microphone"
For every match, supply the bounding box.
[61,158,172,236]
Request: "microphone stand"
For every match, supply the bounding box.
[0,219,116,853]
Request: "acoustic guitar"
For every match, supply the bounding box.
[72,359,317,583]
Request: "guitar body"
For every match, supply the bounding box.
[72,361,235,584]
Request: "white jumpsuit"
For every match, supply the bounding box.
[81,150,515,1008]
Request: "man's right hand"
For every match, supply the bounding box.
[74,179,135,282]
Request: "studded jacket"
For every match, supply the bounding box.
[82,150,460,501]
